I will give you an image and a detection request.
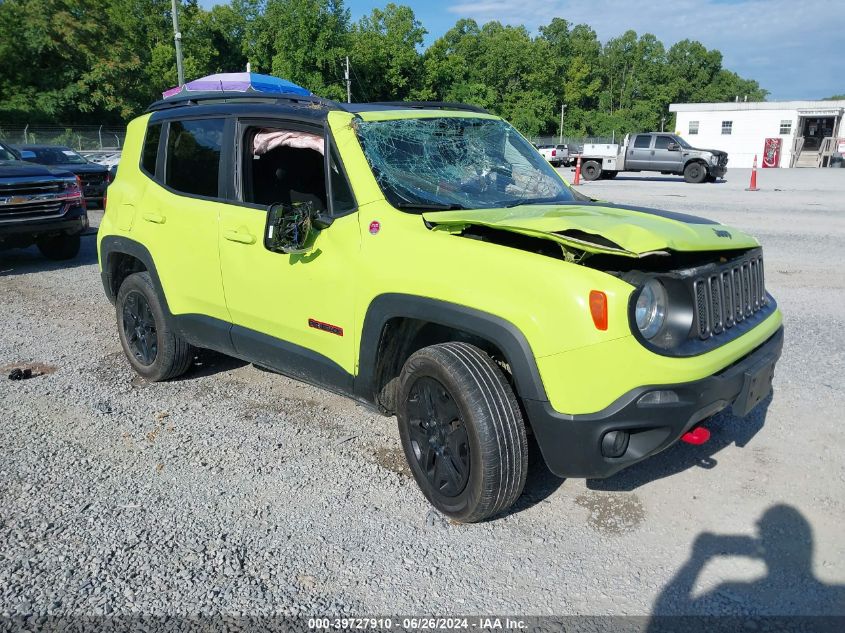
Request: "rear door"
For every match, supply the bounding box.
[652,135,683,172]
[625,134,653,170]
[130,116,231,339]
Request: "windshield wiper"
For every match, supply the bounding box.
[393,202,466,211]
[504,197,572,208]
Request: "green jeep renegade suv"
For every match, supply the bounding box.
[98,91,783,522]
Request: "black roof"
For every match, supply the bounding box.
[146,91,489,121]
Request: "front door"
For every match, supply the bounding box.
[626,134,653,170]
[652,135,683,172]
[217,118,359,393]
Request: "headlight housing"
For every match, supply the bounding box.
[635,279,668,340]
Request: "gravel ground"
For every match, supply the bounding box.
[1,168,844,624]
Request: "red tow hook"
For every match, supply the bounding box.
[681,426,711,445]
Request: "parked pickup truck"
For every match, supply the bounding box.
[537,144,571,168]
[0,140,88,260]
[578,133,728,183]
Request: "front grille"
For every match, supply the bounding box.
[693,253,767,340]
[0,176,76,222]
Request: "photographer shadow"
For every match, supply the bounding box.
[587,394,771,493]
[648,504,845,630]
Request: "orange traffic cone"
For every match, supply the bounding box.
[573,155,582,186]
[746,155,760,191]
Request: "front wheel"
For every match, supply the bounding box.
[684,162,708,183]
[37,233,80,260]
[397,342,528,523]
[581,160,602,181]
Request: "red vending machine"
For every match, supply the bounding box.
[762,138,782,168]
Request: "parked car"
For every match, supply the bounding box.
[16,144,110,208]
[578,133,728,182]
[537,144,569,167]
[99,93,781,522]
[0,140,88,259]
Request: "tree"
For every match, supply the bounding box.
[251,0,350,101]
[349,4,425,101]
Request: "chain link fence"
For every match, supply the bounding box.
[0,124,127,150]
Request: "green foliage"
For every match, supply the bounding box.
[0,0,769,135]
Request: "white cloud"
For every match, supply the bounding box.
[447,0,845,99]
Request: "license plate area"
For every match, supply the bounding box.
[732,356,776,417]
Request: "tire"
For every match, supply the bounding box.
[397,342,528,523]
[581,160,602,181]
[36,233,80,260]
[115,272,194,381]
[683,161,708,184]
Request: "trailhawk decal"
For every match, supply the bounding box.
[308,318,344,336]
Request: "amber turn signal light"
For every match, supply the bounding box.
[589,290,608,330]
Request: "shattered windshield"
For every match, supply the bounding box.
[354,117,575,211]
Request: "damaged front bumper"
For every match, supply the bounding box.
[523,327,783,479]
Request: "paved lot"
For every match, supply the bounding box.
[1,168,844,622]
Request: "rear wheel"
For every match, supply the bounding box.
[37,233,80,260]
[397,342,528,523]
[581,160,602,181]
[116,272,194,381]
[683,161,708,184]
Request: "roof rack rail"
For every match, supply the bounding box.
[364,101,490,114]
[146,91,340,112]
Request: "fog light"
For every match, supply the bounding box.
[601,430,630,458]
[638,390,680,406]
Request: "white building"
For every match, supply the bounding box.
[669,100,845,168]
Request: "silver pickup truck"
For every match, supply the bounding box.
[578,133,728,183]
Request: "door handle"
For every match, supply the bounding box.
[223,229,256,245]
[142,212,165,224]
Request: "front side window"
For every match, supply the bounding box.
[689,121,699,135]
[779,120,792,135]
[654,135,676,150]
[722,121,733,135]
[354,117,574,210]
[141,123,162,176]
[633,135,651,149]
[165,118,225,197]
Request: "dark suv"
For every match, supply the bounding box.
[0,140,88,260]
[17,144,110,209]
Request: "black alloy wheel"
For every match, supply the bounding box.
[121,290,158,366]
[405,376,471,498]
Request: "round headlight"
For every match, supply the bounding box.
[635,279,668,339]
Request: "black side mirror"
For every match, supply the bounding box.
[667,142,679,151]
[264,201,333,254]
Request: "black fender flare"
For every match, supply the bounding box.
[99,236,170,315]
[354,293,548,403]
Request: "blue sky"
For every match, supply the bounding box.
[202,0,845,100]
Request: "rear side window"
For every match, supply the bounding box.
[141,123,162,176]
[633,135,651,149]
[164,119,225,197]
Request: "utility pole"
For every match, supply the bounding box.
[559,104,564,144]
[171,0,185,86]
[660,115,666,132]
[345,56,352,104]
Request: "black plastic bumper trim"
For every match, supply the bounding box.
[524,326,784,479]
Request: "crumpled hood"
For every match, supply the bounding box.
[423,202,758,258]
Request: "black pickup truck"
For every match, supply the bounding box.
[0,140,88,260]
